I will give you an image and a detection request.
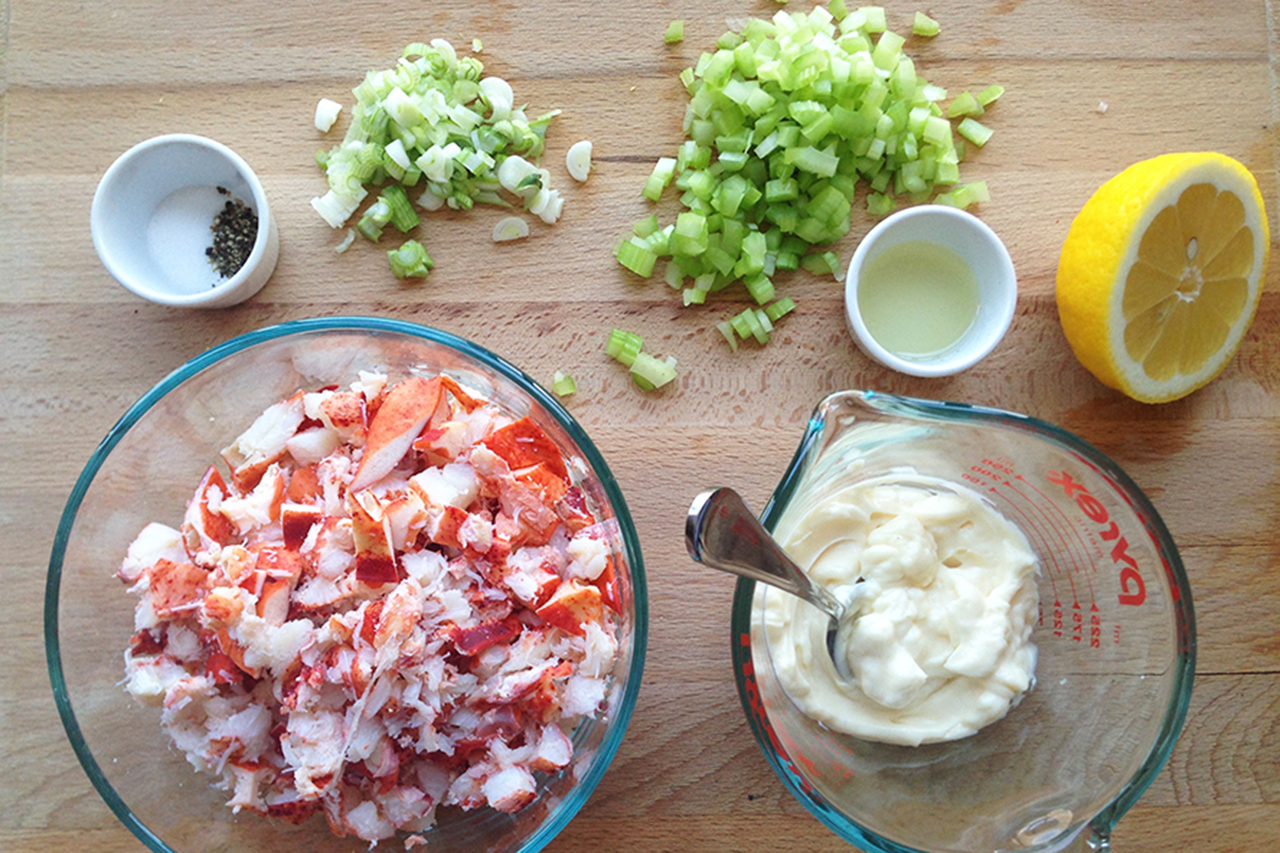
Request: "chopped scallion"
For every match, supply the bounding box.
[387,240,434,278]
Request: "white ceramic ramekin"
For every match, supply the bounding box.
[844,205,1017,377]
[91,134,279,308]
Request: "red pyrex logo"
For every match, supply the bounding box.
[1047,471,1146,606]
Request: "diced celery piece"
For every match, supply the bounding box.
[671,211,710,255]
[633,213,661,238]
[866,192,897,215]
[552,371,577,396]
[615,238,658,277]
[682,287,707,306]
[947,91,984,118]
[630,352,678,390]
[642,157,678,201]
[764,296,797,322]
[859,6,887,33]
[977,84,1005,106]
[912,12,940,37]
[872,31,905,70]
[605,328,644,367]
[957,117,994,147]
[744,272,776,304]
[716,320,740,352]
[665,20,685,44]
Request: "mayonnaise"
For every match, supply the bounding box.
[758,474,1039,746]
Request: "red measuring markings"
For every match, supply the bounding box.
[1012,474,1100,608]
[738,633,818,795]
[1047,470,1147,607]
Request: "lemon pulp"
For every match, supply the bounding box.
[1123,183,1255,381]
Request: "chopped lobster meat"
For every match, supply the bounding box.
[117,372,624,847]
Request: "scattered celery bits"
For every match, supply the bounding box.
[665,20,685,44]
[617,3,1000,350]
[552,371,577,396]
[311,39,565,278]
[605,329,678,391]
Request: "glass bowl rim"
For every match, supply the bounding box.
[45,315,649,853]
[729,389,1195,853]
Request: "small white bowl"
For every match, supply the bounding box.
[91,134,279,308]
[844,205,1016,377]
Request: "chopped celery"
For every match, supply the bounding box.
[605,329,644,367]
[977,84,1005,106]
[957,117,994,147]
[665,20,685,44]
[935,180,990,209]
[859,6,887,33]
[552,371,577,396]
[619,4,1000,357]
[948,91,984,118]
[764,296,797,322]
[387,240,433,278]
[616,238,658,277]
[912,12,940,37]
[867,192,897,216]
[630,352,678,390]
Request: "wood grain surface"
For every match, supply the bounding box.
[2,1,1277,851]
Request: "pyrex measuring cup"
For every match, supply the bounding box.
[731,390,1194,853]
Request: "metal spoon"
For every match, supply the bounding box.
[685,487,851,679]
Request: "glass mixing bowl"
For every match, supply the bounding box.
[46,316,647,853]
[731,390,1194,853]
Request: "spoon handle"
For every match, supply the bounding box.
[685,487,843,620]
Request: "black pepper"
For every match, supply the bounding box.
[206,186,259,280]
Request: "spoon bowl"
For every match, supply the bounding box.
[686,488,850,678]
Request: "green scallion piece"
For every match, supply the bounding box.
[387,240,434,278]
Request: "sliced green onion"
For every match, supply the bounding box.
[957,117,994,147]
[315,98,343,132]
[552,371,576,396]
[565,140,593,182]
[314,38,566,276]
[605,329,644,367]
[493,216,530,242]
[665,20,685,44]
[334,228,356,253]
[912,12,940,37]
[387,240,434,278]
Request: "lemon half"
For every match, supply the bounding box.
[1056,152,1269,403]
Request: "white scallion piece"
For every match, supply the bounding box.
[417,188,446,211]
[314,98,343,132]
[497,155,540,194]
[311,187,367,228]
[565,140,593,182]
[493,216,530,242]
[384,138,412,170]
[479,77,514,121]
[335,228,356,253]
[536,190,564,224]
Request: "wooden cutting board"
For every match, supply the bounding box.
[2,1,1276,850]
